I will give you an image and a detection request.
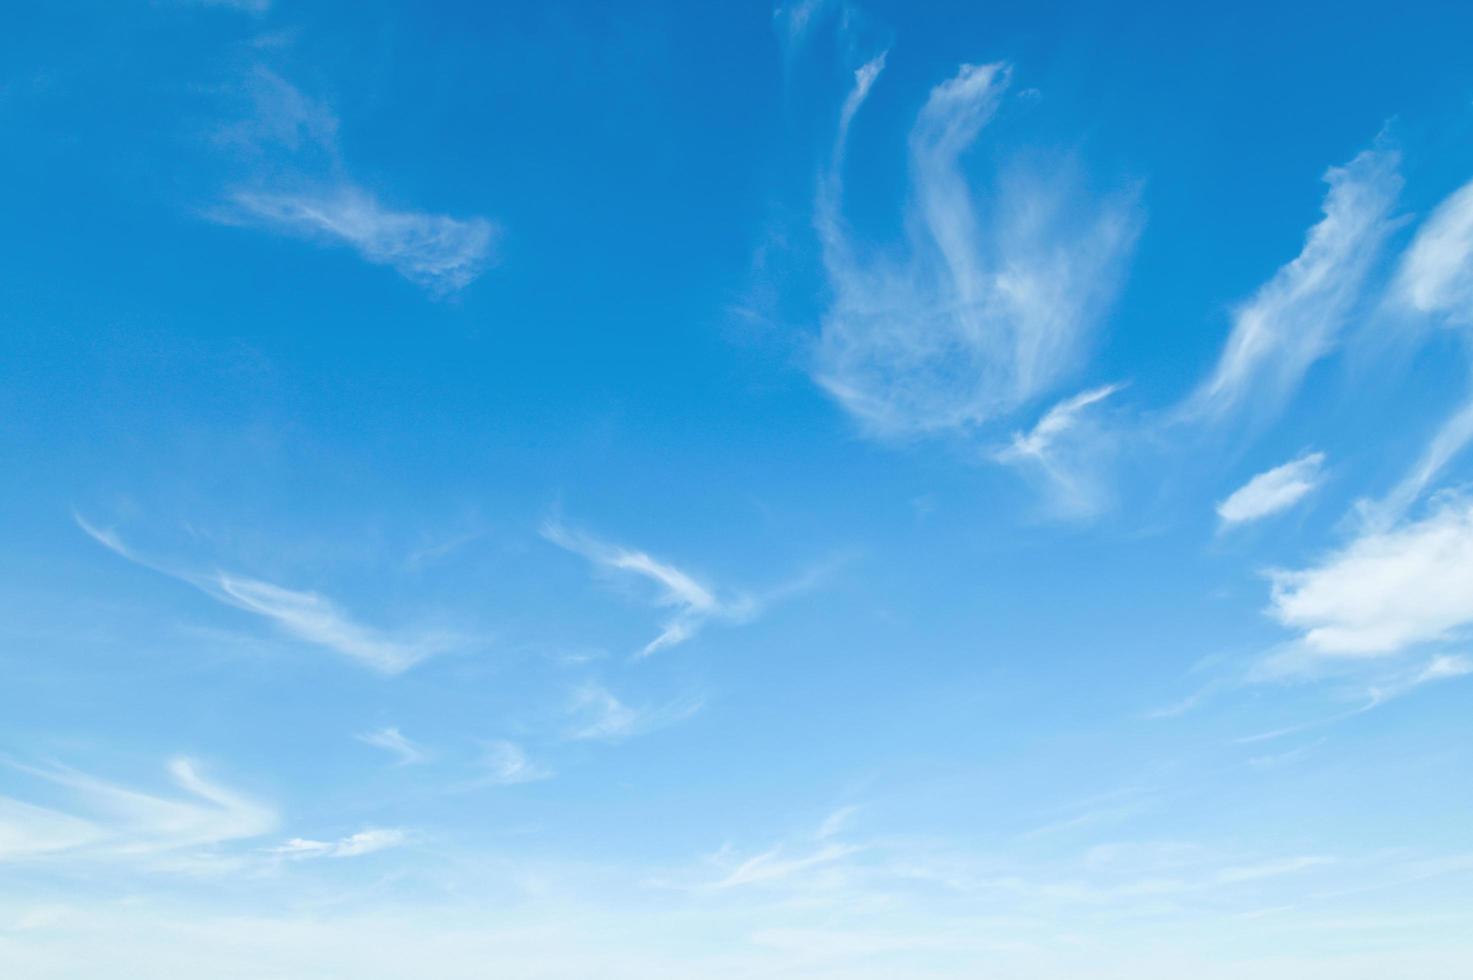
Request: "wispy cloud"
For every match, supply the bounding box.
[563,683,704,742]
[76,515,455,674]
[814,59,1141,438]
[208,70,496,295]
[223,188,496,295]
[773,0,832,61]
[1358,390,1473,530]
[269,827,407,860]
[1364,653,1473,707]
[995,382,1125,517]
[0,757,276,864]
[1217,451,1326,526]
[478,740,552,786]
[1185,146,1402,422]
[1267,495,1473,657]
[1393,175,1473,321]
[714,841,862,889]
[704,807,866,890]
[541,520,759,658]
[1357,180,1473,526]
[181,0,272,13]
[356,727,429,766]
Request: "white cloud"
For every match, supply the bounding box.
[541,520,757,659]
[994,382,1125,517]
[1365,654,1473,707]
[76,515,453,674]
[225,187,497,294]
[1217,451,1326,526]
[814,60,1141,438]
[214,573,446,673]
[1359,393,1473,530]
[183,0,272,12]
[1394,176,1473,320]
[1268,496,1473,656]
[564,683,704,742]
[773,0,831,60]
[0,757,276,865]
[0,799,104,861]
[713,841,861,889]
[479,740,552,786]
[214,68,339,158]
[208,71,496,295]
[1358,173,1473,528]
[356,727,428,766]
[1186,147,1402,421]
[270,828,407,860]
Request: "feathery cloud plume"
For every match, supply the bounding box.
[814,60,1141,438]
[1186,147,1402,422]
[208,71,496,295]
[0,758,276,864]
[224,188,496,295]
[541,520,758,659]
[76,515,453,674]
[1217,451,1325,526]
[994,382,1125,518]
[563,683,704,742]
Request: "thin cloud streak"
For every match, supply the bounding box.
[76,515,453,674]
[541,520,758,659]
[564,683,705,743]
[1359,392,1473,530]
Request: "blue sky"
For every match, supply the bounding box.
[3,0,1473,976]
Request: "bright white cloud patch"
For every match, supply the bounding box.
[228,188,496,294]
[814,60,1141,438]
[271,828,407,860]
[1395,176,1473,320]
[1189,148,1402,421]
[1217,451,1325,526]
[1268,496,1473,656]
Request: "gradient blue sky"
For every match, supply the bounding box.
[4,1,1473,976]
